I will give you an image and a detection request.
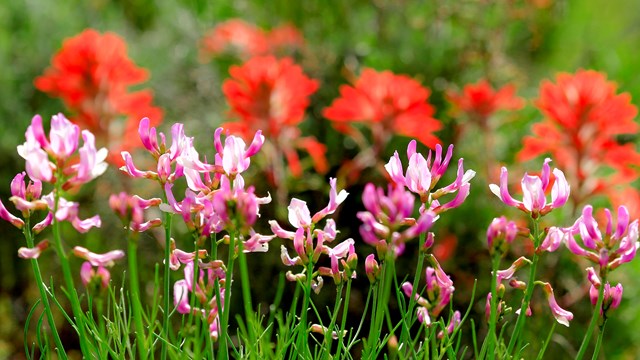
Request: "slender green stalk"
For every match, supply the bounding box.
[23,218,67,359]
[399,232,427,350]
[365,251,395,357]
[296,260,315,358]
[218,230,237,360]
[127,231,148,359]
[576,275,606,360]
[161,196,173,360]
[535,322,556,360]
[486,255,501,359]
[591,318,607,360]
[507,219,541,355]
[236,241,257,358]
[335,278,352,359]
[322,281,344,359]
[51,185,93,356]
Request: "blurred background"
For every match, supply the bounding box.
[1,0,640,358]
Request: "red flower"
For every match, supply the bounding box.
[518,69,640,205]
[221,56,324,177]
[35,29,163,165]
[447,79,524,122]
[199,20,304,61]
[323,68,442,149]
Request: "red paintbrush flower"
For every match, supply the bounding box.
[221,56,324,178]
[34,29,163,165]
[323,68,442,150]
[447,79,524,124]
[199,20,304,61]
[518,69,640,206]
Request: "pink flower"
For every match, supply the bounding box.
[385,140,475,208]
[42,193,101,233]
[486,216,518,252]
[489,158,570,218]
[564,205,639,271]
[401,256,456,323]
[18,240,50,259]
[80,261,112,289]
[365,254,380,283]
[66,131,108,186]
[539,226,566,253]
[0,198,25,229]
[214,127,264,177]
[541,282,573,327]
[494,256,531,284]
[109,192,162,232]
[357,183,434,256]
[73,246,125,267]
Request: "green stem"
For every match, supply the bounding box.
[218,230,237,360]
[399,232,427,351]
[323,281,344,359]
[487,255,501,359]
[297,260,315,358]
[236,241,257,358]
[591,318,607,360]
[128,231,148,359]
[335,279,352,359]
[365,251,395,357]
[23,219,67,359]
[161,196,173,360]
[507,219,540,356]
[535,321,556,360]
[576,275,606,360]
[51,186,92,356]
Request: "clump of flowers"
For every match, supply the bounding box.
[518,69,640,211]
[35,29,163,165]
[221,56,326,184]
[199,19,304,60]
[447,79,524,127]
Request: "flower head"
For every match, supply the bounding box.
[324,68,442,149]
[564,205,639,272]
[541,282,573,327]
[489,158,570,218]
[35,29,163,164]
[447,79,524,122]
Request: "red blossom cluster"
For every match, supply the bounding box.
[222,56,326,178]
[35,29,163,165]
[447,79,524,126]
[199,19,304,60]
[518,70,640,212]
[324,68,442,150]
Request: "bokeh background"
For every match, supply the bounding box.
[1,0,640,358]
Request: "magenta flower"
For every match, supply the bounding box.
[541,282,573,327]
[494,256,531,284]
[0,198,25,229]
[80,262,112,289]
[17,114,108,186]
[489,158,570,218]
[18,240,50,259]
[486,216,518,254]
[173,260,225,340]
[214,127,264,177]
[357,183,434,257]
[385,140,475,208]
[109,192,162,232]
[73,246,125,267]
[401,256,455,323]
[564,205,639,271]
[365,254,380,283]
[42,193,101,233]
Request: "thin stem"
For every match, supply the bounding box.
[218,230,237,360]
[128,231,148,359]
[576,275,606,360]
[507,219,540,356]
[487,255,501,359]
[51,184,92,356]
[237,241,257,358]
[535,321,556,360]
[399,232,427,350]
[297,260,315,358]
[335,279,352,359]
[23,219,67,359]
[591,318,607,360]
[161,194,173,360]
[365,251,395,357]
[323,281,344,359]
